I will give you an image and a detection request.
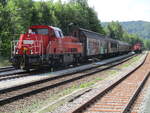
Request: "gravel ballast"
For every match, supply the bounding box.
[38,53,146,113]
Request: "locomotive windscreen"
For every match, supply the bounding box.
[31,28,48,35]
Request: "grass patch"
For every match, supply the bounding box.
[105,55,143,77]
[79,77,103,88]
[120,55,142,68]
[106,70,118,76]
[0,56,11,67]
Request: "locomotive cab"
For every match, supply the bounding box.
[11,26,61,70]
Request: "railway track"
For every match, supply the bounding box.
[0,53,137,106]
[0,68,51,82]
[0,70,28,81]
[0,66,65,82]
[68,52,149,113]
[0,53,135,82]
[0,66,15,73]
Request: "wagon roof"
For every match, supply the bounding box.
[104,37,118,42]
[117,40,131,46]
[73,28,130,46]
[79,28,105,39]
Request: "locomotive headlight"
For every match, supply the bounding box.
[30,50,33,54]
[15,49,19,54]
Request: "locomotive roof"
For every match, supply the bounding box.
[30,25,62,32]
[79,28,105,39]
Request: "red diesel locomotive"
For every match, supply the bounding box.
[11,25,131,70]
[11,25,83,70]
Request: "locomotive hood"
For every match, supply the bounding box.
[15,33,49,55]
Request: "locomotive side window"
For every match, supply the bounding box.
[32,28,49,35]
[54,30,63,38]
[59,31,64,37]
[49,30,56,37]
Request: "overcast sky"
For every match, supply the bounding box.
[88,0,150,22]
[35,0,150,22]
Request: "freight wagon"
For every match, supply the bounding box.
[72,28,131,59]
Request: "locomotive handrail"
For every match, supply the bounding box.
[11,40,44,57]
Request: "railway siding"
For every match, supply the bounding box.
[67,52,149,113]
[39,52,147,113]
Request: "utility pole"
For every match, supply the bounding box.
[0,39,2,55]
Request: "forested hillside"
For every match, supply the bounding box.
[121,21,150,39]
[103,21,150,39]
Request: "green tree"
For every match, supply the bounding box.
[54,0,105,35]
[0,0,34,56]
[0,1,12,56]
[144,39,150,50]
[0,0,121,57]
[105,21,124,40]
[32,1,58,26]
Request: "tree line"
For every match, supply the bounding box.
[0,0,149,57]
[104,21,150,50]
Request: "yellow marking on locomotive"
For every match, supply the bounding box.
[23,47,28,53]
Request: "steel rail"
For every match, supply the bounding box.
[122,71,150,113]
[0,66,15,73]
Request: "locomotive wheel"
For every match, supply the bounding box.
[20,62,30,72]
[13,64,20,69]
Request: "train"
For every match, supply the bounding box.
[132,43,142,53]
[10,25,131,70]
